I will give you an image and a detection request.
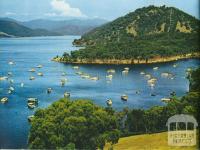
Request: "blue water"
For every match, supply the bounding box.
[0,36,199,148]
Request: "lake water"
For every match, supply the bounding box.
[0,36,199,148]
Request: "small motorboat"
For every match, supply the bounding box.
[140,71,145,75]
[9,79,14,84]
[124,67,130,71]
[121,95,128,101]
[27,98,38,104]
[1,97,8,103]
[76,71,83,75]
[90,76,99,81]
[47,88,52,94]
[36,65,43,68]
[29,68,36,72]
[8,86,15,92]
[21,83,24,87]
[29,76,35,80]
[106,99,112,106]
[7,72,13,76]
[73,66,79,69]
[0,76,8,81]
[27,103,36,109]
[8,61,14,65]
[122,70,129,74]
[107,69,115,74]
[153,67,159,70]
[145,74,151,79]
[64,92,70,98]
[173,64,178,68]
[37,72,43,76]
[28,115,34,122]
[8,90,12,94]
[135,90,140,94]
[161,98,171,102]
[170,91,176,96]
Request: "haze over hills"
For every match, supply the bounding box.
[61,5,199,63]
[0,18,108,37]
[0,20,60,37]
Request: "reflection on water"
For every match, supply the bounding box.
[0,36,199,148]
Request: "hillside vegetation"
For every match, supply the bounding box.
[61,5,199,62]
[0,20,60,37]
[104,132,198,150]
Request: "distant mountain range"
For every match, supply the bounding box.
[0,18,108,37]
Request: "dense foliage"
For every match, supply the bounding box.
[62,6,199,61]
[28,100,120,149]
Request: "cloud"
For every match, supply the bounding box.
[50,0,86,17]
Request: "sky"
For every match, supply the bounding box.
[0,0,199,21]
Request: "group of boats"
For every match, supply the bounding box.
[106,94,128,106]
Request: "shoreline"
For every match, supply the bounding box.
[52,53,200,65]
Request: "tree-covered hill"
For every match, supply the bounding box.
[61,5,200,62]
[0,20,61,37]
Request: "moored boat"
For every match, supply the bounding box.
[121,94,128,101]
[64,92,70,98]
[29,76,35,80]
[37,72,43,76]
[106,99,112,106]
[161,98,171,102]
[1,97,8,103]
[47,88,52,94]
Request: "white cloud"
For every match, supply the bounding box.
[50,0,86,17]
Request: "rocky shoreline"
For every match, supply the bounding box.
[52,53,200,65]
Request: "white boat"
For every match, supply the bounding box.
[122,70,129,74]
[29,76,35,80]
[106,74,113,80]
[9,79,14,84]
[107,69,115,74]
[145,74,151,79]
[27,98,38,103]
[0,76,8,81]
[47,88,52,94]
[37,72,43,76]
[7,72,13,76]
[28,68,36,72]
[121,95,128,101]
[28,115,34,122]
[60,78,67,86]
[21,83,24,87]
[27,103,36,109]
[90,76,99,81]
[8,61,14,65]
[76,71,83,75]
[153,67,159,70]
[106,99,112,106]
[124,67,130,71]
[64,92,70,98]
[73,66,79,69]
[161,98,171,102]
[173,64,178,68]
[36,65,43,68]
[1,97,8,103]
[8,87,15,91]
[147,78,157,84]
[140,72,145,75]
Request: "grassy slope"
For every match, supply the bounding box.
[104,132,198,150]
